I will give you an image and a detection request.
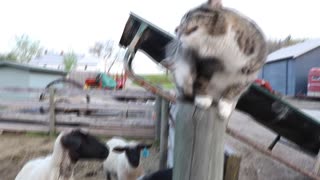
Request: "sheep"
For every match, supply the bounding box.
[15,129,109,180]
[137,168,172,180]
[103,137,152,180]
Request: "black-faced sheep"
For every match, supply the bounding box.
[103,137,152,180]
[15,129,109,180]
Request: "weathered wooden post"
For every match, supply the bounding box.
[159,98,170,169]
[313,149,320,175]
[154,96,162,141]
[224,150,242,180]
[173,102,227,180]
[49,88,56,137]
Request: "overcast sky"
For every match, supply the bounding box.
[0,0,319,73]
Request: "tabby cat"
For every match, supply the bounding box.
[165,0,267,120]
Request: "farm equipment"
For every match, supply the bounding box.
[119,12,320,179]
[308,67,320,97]
[39,78,91,115]
[84,72,127,90]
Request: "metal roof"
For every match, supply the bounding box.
[29,53,64,65]
[29,53,83,66]
[0,61,67,75]
[77,55,103,66]
[267,39,320,63]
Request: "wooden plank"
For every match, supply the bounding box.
[0,102,153,118]
[0,122,155,139]
[154,96,162,141]
[0,87,155,97]
[0,87,156,103]
[173,103,227,180]
[0,87,43,93]
[49,88,56,137]
[0,100,153,112]
[0,122,49,132]
[159,98,169,169]
[0,101,47,109]
[0,113,48,122]
[79,127,155,139]
[62,89,155,99]
[55,102,154,111]
[0,113,155,127]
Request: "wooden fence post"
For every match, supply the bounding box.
[155,96,162,141]
[49,88,56,137]
[313,149,320,175]
[159,98,170,169]
[224,151,241,180]
[173,102,227,180]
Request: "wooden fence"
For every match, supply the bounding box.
[0,87,156,139]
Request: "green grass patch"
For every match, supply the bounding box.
[141,74,172,84]
[134,74,175,89]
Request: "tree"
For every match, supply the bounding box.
[89,40,118,72]
[12,34,42,63]
[0,52,17,62]
[267,35,306,53]
[89,40,114,59]
[63,52,77,72]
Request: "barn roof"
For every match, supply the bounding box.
[29,53,64,65]
[267,39,320,63]
[0,61,67,75]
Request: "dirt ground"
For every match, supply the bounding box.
[0,133,160,180]
[0,98,318,180]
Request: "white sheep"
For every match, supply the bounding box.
[15,129,109,180]
[103,137,152,180]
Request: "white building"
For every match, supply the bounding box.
[29,51,110,72]
[29,52,67,70]
[29,49,166,74]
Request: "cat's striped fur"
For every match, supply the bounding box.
[166,0,267,120]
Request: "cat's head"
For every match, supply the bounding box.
[175,0,226,55]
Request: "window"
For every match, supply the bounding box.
[312,75,320,81]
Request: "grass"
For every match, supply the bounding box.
[135,74,175,89]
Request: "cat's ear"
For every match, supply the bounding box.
[208,0,222,8]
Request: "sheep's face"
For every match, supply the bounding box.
[113,143,152,168]
[61,129,109,162]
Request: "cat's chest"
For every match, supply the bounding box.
[191,30,252,72]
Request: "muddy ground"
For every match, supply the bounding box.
[0,98,318,180]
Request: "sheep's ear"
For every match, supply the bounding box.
[113,146,127,153]
[137,143,152,150]
[61,135,81,150]
[208,0,222,8]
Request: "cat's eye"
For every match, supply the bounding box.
[175,27,179,34]
[185,26,198,35]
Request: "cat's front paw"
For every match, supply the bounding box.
[218,99,234,120]
[195,95,213,109]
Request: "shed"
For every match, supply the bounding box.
[29,53,65,70]
[260,39,320,96]
[0,61,67,100]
